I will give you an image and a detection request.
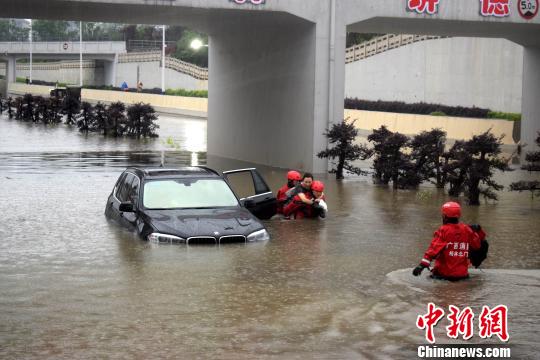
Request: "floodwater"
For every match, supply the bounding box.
[0,114,539,359]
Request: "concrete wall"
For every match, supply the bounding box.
[116,61,207,91]
[344,109,517,145]
[15,64,103,86]
[345,37,523,113]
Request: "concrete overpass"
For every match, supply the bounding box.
[0,41,126,86]
[1,0,539,172]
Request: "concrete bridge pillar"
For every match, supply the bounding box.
[103,55,118,86]
[6,56,16,83]
[208,6,346,173]
[521,47,540,150]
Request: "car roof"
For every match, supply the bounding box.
[125,166,221,179]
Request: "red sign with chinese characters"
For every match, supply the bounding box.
[231,0,265,4]
[480,0,511,17]
[407,0,441,15]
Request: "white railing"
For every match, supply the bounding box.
[345,34,443,64]
[118,52,208,80]
[0,41,126,54]
[2,60,97,71]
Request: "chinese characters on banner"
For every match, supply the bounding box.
[417,303,510,343]
[407,0,441,14]
[231,0,265,4]
[406,0,513,17]
[480,0,510,17]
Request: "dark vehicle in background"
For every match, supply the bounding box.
[50,85,82,101]
[105,166,277,244]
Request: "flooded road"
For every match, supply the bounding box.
[1,114,539,359]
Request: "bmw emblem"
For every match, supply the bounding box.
[214,231,220,236]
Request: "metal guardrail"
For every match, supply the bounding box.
[118,52,208,80]
[345,34,443,64]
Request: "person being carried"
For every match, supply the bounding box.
[276,170,302,214]
[283,180,327,219]
[412,202,486,281]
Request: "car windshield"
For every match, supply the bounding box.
[143,178,239,209]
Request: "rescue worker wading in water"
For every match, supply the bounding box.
[412,202,486,281]
[283,180,327,219]
[276,170,302,214]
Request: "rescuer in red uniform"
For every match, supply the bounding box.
[276,170,302,214]
[283,180,327,219]
[412,202,486,281]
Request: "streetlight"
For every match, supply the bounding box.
[27,19,32,84]
[190,38,208,50]
[162,25,166,94]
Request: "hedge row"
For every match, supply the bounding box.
[345,98,491,118]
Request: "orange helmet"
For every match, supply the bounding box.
[441,202,461,218]
[311,180,325,192]
[287,170,302,181]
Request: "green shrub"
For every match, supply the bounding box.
[164,88,208,98]
[487,111,521,121]
[429,111,447,116]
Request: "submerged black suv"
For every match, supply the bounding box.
[105,167,277,244]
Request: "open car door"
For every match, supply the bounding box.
[223,168,277,220]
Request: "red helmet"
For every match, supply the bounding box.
[311,180,324,192]
[287,170,302,181]
[441,202,461,218]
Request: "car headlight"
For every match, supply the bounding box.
[247,229,270,242]
[147,233,185,243]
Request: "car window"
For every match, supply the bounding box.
[117,173,135,202]
[129,176,140,205]
[114,173,127,200]
[225,171,256,199]
[143,178,239,209]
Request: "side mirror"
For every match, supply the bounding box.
[119,202,134,213]
[243,199,255,208]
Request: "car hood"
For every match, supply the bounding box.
[142,207,264,239]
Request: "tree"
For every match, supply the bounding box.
[346,33,381,47]
[32,20,75,41]
[106,101,127,137]
[126,103,159,138]
[509,181,540,199]
[367,126,420,189]
[62,96,81,125]
[92,102,108,135]
[317,119,370,179]
[0,19,28,41]
[410,129,447,188]
[444,131,508,205]
[76,102,95,132]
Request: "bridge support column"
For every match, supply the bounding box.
[103,55,118,87]
[207,8,346,173]
[6,56,16,83]
[521,47,540,150]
